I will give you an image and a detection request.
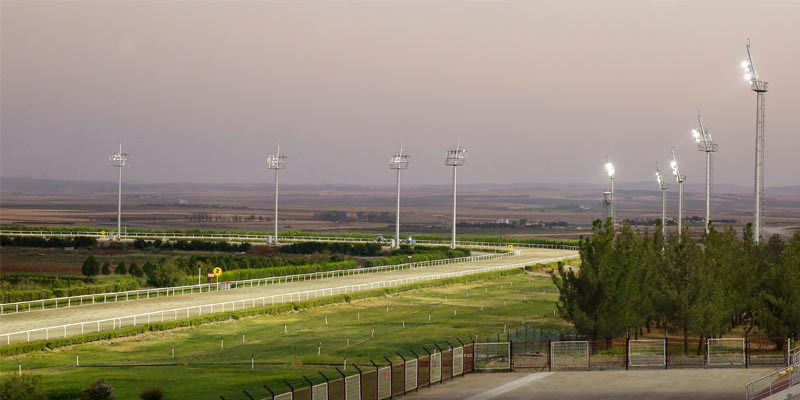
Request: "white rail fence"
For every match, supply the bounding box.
[0,230,579,250]
[0,255,576,346]
[0,252,525,315]
[745,361,800,400]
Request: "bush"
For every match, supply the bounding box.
[139,387,163,400]
[101,262,112,275]
[280,242,382,256]
[0,374,46,400]
[115,261,127,275]
[129,262,143,277]
[82,379,114,400]
[82,256,100,277]
[145,260,185,287]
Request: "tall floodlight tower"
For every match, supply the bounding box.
[604,157,616,224]
[389,146,410,249]
[266,145,287,245]
[656,162,668,238]
[445,140,467,249]
[670,150,686,236]
[741,40,768,243]
[692,113,718,234]
[109,144,129,241]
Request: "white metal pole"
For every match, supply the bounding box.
[395,168,401,249]
[198,266,201,286]
[705,151,711,234]
[117,144,122,241]
[678,180,684,236]
[451,165,457,249]
[661,188,667,239]
[274,168,279,245]
[754,91,765,243]
[610,177,615,225]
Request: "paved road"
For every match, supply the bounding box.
[407,369,772,400]
[0,248,575,337]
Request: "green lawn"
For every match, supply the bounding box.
[0,272,567,400]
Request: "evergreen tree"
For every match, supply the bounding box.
[82,256,100,277]
[101,262,112,275]
[129,262,143,277]
[115,261,127,275]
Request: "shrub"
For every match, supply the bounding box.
[115,261,127,275]
[139,387,163,400]
[129,262,143,277]
[145,260,185,287]
[0,374,46,400]
[82,379,114,400]
[101,262,112,275]
[82,256,100,277]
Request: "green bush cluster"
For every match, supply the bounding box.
[199,260,358,283]
[0,235,97,248]
[132,239,251,252]
[280,241,382,256]
[1,279,141,303]
[0,268,522,356]
[363,246,471,267]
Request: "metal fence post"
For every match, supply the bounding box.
[547,338,552,371]
[282,380,294,397]
[625,333,630,371]
[262,384,275,400]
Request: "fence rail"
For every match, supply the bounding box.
[1,252,522,315]
[0,229,579,250]
[0,255,576,346]
[746,361,800,400]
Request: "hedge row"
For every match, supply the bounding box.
[1,225,576,246]
[177,260,358,285]
[0,235,97,248]
[1,279,141,303]
[0,268,524,356]
[363,248,471,267]
[280,242,382,256]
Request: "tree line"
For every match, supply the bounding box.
[552,219,799,353]
[1,235,97,248]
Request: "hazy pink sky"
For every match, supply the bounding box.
[2,1,798,186]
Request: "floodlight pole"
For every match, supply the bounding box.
[656,163,668,239]
[603,156,615,225]
[109,143,129,241]
[451,165,457,248]
[389,146,409,249]
[267,145,287,245]
[445,141,467,249]
[743,41,768,243]
[692,113,718,235]
[670,151,685,237]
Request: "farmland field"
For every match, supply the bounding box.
[0,271,567,400]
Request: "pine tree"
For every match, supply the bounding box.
[82,256,100,277]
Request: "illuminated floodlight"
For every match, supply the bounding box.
[109,143,129,240]
[445,140,467,249]
[389,146,410,248]
[602,154,615,224]
[266,145,287,244]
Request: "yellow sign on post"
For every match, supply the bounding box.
[101,230,107,236]
[213,267,223,277]
[507,244,513,251]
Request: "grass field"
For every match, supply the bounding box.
[0,271,567,400]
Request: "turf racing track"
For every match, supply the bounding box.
[0,247,577,345]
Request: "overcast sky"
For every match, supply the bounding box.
[1,1,798,186]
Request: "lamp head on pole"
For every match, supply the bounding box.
[389,146,410,170]
[267,144,287,170]
[445,139,467,166]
